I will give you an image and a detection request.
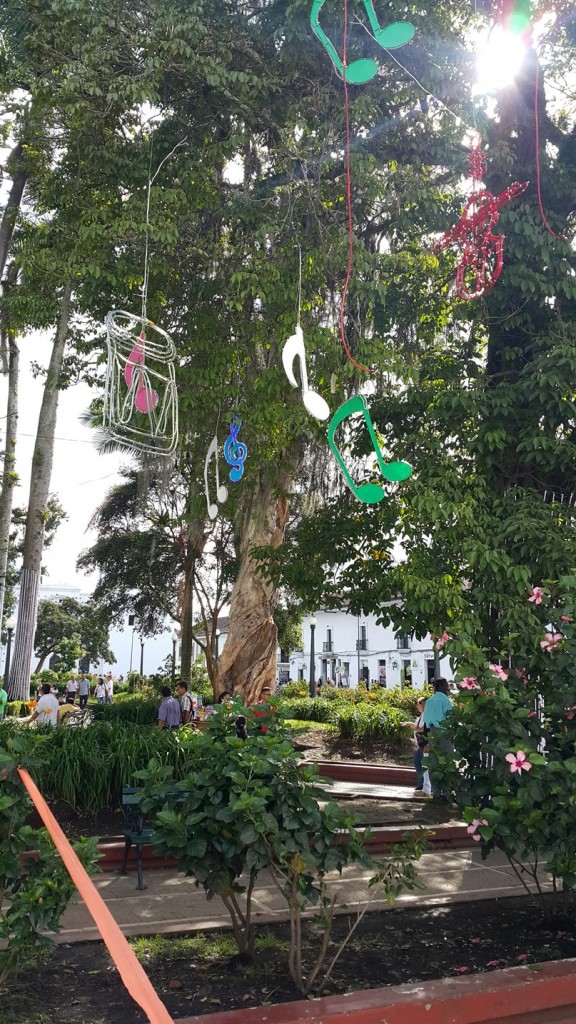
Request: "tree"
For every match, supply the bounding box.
[0,0,173,697]
[258,5,576,662]
[33,597,114,673]
[77,466,234,684]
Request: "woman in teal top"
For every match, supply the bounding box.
[422,679,452,729]
[422,678,453,800]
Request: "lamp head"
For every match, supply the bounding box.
[309,616,317,628]
[6,617,16,631]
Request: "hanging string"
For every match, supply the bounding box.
[339,0,374,374]
[141,138,188,324]
[296,240,303,326]
[533,59,565,240]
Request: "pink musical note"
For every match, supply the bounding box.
[125,333,145,388]
[125,332,159,414]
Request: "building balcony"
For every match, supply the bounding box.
[322,641,334,652]
[356,639,368,651]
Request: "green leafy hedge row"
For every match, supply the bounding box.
[279,694,415,741]
[0,720,198,814]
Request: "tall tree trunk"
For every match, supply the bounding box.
[0,330,19,637]
[8,281,72,700]
[0,143,27,282]
[180,556,194,685]
[216,473,290,704]
[0,264,20,636]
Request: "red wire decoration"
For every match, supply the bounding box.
[432,140,528,301]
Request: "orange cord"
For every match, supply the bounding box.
[17,768,174,1024]
[534,59,564,240]
[339,0,375,373]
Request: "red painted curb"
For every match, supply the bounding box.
[96,821,473,872]
[315,761,416,786]
[172,958,576,1024]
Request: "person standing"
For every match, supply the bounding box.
[78,674,90,710]
[176,681,194,724]
[0,680,7,721]
[65,675,78,704]
[105,673,114,704]
[422,678,453,802]
[95,677,107,704]
[157,685,181,729]
[28,683,59,728]
[401,697,427,792]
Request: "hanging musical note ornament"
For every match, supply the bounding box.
[224,416,248,482]
[311,0,414,84]
[103,311,178,455]
[432,138,528,301]
[327,395,411,504]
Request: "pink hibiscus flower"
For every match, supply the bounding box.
[466,818,488,841]
[540,632,562,652]
[435,630,450,650]
[459,677,480,690]
[489,663,508,681]
[528,586,544,604]
[505,750,532,774]
[561,615,572,623]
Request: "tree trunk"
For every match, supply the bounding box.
[0,305,20,637]
[8,281,72,700]
[180,556,194,685]
[0,143,26,282]
[216,473,290,704]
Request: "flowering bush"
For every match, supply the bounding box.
[435,573,576,917]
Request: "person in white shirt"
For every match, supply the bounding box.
[96,678,107,704]
[65,676,78,704]
[29,684,60,728]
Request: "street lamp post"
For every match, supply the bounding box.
[171,631,179,685]
[309,616,317,697]
[4,617,16,693]
[140,639,144,677]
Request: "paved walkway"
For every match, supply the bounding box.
[56,847,551,945]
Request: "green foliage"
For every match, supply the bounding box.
[137,705,426,992]
[0,745,98,983]
[34,597,114,673]
[279,687,425,741]
[435,575,576,917]
[92,697,159,726]
[0,720,197,814]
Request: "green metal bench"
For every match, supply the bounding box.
[120,786,155,891]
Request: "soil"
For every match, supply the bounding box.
[2,893,575,1024]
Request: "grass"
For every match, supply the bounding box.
[131,929,290,965]
[284,719,338,734]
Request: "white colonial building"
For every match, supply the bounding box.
[285,608,451,690]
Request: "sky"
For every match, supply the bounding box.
[0,330,125,592]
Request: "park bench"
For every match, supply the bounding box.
[120,786,155,891]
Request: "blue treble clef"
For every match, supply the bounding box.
[223,415,248,482]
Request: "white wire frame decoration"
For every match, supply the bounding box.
[103,310,179,456]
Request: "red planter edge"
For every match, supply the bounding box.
[96,821,473,872]
[173,957,576,1024]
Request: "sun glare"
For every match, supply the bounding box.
[475,26,526,93]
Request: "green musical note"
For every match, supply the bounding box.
[327,394,411,503]
[310,0,415,85]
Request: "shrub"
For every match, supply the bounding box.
[279,681,310,698]
[136,706,427,994]
[0,720,198,814]
[92,697,159,726]
[436,573,576,918]
[0,743,98,983]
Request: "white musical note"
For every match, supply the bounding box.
[282,325,330,421]
[204,435,228,520]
